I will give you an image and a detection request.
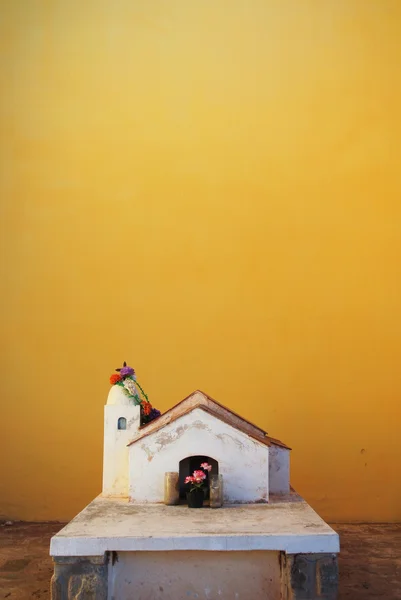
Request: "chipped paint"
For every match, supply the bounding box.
[141,444,154,462]
[216,432,246,450]
[129,408,271,503]
[192,420,210,431]
[127,416,137,429]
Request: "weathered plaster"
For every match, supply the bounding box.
[128,408,270,503]
[269,445,290,494]
[130,390,268,442]
[108,550,281,600]
[50,493,340,557]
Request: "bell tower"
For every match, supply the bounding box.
[102,385,140,497]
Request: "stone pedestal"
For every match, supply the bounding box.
[50,552,338,600]
[50,493,339,599]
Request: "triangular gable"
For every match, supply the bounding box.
[127,390,290,450]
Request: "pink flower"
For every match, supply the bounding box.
[193,470,206,480]
[200,462,212,472]
[185,476,194,484]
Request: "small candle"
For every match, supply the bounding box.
[164,472,180,505]
[209,474,223,508]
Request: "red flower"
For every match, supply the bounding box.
[110,373,121,385]
[142,402,152,416]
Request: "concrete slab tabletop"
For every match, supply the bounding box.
[50,492,339,556]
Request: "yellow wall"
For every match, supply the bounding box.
[1,0,400,522]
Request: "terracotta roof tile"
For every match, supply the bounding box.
[127,390,291,450]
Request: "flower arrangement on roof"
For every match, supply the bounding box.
[185,462,212,492]
[109,361,161,425]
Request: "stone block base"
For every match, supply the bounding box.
[50,551,338,599]
[51,555,108,600]
[284,553,339,599]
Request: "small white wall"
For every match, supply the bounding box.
[128,408,269,503]
[269,445,290,494]
[103,404,140,497]
[108,551,281,600]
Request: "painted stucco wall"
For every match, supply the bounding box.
[103,403,140,497]
[269,446,290,495]
[1,1,401,521]
[129,408,270,503]
[108,551,281,600]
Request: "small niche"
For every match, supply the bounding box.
[178,455,218,502]
[117,417,127,430]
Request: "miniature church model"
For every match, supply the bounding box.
[104,386,291,504]
[50,366,339,600]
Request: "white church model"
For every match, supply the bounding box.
[104,385,291,504]
[50,363,339,600]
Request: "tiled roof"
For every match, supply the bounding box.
[127,390,291,450]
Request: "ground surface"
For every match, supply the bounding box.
[0,522,400,599]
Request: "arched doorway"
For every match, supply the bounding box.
[178,455,218,503]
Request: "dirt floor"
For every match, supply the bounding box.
[0,522,400,599]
